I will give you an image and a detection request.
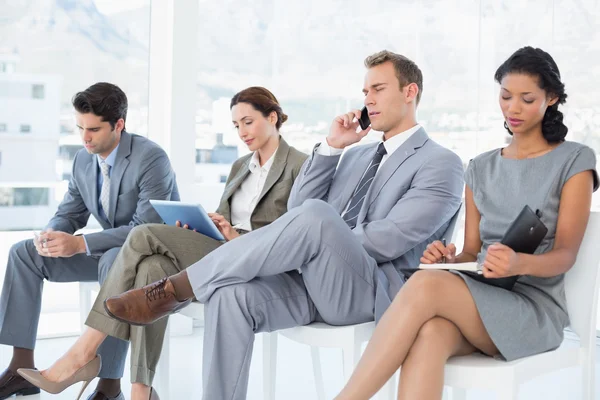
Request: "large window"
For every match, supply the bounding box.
[193,0,600,207]
[1,0,599,338]
[0,0,151,337]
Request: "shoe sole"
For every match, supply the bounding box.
[102,299,190,326]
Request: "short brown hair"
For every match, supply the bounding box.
[72,82,128,130]
[230,86,288,130]
[364,50,423,105]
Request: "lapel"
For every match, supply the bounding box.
[359,128,429,220]
[87,156,99,217]
[108,131,132,225]
[337,144,377,214]
[254,137,290,206]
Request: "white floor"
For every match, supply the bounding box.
[0,328,596,400]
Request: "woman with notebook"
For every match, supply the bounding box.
[332,47,599,399]
[17,86,307,400]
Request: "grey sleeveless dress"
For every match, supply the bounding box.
[459,141,598,361]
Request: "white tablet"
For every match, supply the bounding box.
[149,200,225,241]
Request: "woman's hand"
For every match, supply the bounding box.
[208,213,240,242]
[482,243,522,278]
[175,220,196,232]
[420,240,457,264]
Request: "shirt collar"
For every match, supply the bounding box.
[97,144,120,169]
[380,124,421,156]
[248,148,278,174]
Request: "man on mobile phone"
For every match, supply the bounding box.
[102,50,464,400]
[0,83,179,400]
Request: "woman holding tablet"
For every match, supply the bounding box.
[19,86,307,400]
[331,47,598,400]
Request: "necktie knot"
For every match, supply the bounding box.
[376,142,387,156]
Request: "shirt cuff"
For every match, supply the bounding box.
[316,139,344,156]
[82,235,91,256]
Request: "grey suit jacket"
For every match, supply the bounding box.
[47,131,180,256]
[289,128,464,319]
[216,137,308,230]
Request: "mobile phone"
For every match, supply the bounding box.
[358,106,371,130]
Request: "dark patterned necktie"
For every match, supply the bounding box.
[342,142,387,229]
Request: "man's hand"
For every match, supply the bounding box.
[326,109,372,149]
[38,230,86,258]
[208,213,240,242]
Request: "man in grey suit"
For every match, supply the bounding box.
[105,50,464,399]
[0,83,179,400]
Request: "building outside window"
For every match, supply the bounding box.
[31,83,45,99]
[0,187,49,207]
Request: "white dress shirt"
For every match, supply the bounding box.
[230,149,278,231]
[317,124,422,214]
[317,124,422,167]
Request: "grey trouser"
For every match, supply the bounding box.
[0,240,127,379]
[186,199,378,400]
[85,224,222,385]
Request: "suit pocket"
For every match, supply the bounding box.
[114,189,139,222]
[118,188,139,202]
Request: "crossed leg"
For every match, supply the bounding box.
[335,270,498,400]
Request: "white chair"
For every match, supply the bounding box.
[269,322,390,399]
[443,210,600,400]
[160,302,278,399]
[264,204,465,400]
[157,302,206,398]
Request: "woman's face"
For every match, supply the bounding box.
[499,73,557,135]
[231,102,278,152]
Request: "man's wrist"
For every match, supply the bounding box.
[326,137,346,150]
[77,235,87,254]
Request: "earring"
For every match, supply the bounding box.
[504,121,509,130]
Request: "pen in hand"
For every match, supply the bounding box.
[441,238,446,264]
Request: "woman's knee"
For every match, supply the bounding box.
[418,318,459,342]
[412,317,464,356]
[395,270,449,310]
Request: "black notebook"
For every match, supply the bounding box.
[405,205,548,290]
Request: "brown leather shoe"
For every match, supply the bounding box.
[104,278,192,326]
[0,368,40,399]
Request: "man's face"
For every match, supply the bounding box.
[76,112,122,158]
[362,61,408,135]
